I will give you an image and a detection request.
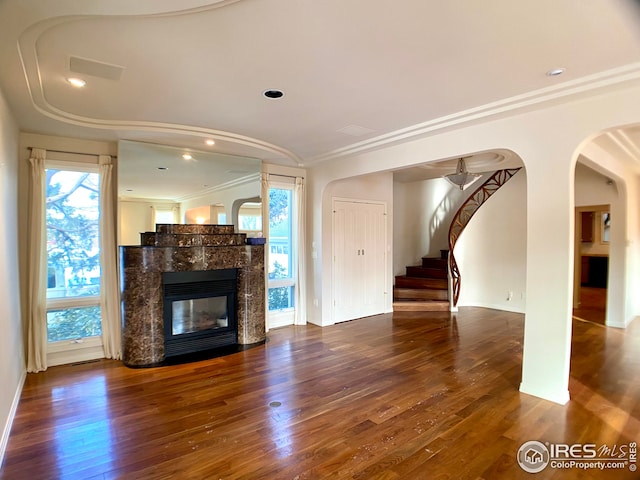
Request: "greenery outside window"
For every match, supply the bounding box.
[45,165,102,343]
[268,186,295,312]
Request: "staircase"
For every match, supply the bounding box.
[393,250,449,311]
[393,167,522,312]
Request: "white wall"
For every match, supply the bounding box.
[179,177,261,228]
[119,199,180,245]
[456,169,527,313]
[393,178,462,274]
[575,162,618,207]
[0,87,25,466]
[392,174,495,276]
[307,80,640,404]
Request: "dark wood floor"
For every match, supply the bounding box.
[2,308,639,479]
[573,286,607,325]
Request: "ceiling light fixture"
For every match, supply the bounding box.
[205,139,215,146]
[263,89,284,99]
[546,68,565,77]
[182,153,193,160]
[444,158,481,190]
[67,77,86,87]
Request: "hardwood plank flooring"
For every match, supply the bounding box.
[573,286,607,325]
[2,308,639,479]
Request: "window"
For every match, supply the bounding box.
[268,187,294,311]
[238,202,263,233]
[45,166,102,343]
[154,208,177,224]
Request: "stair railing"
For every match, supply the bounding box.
[448,168,522,307]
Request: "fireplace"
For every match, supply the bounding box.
[163,269,238,357]
[120,223,265,368]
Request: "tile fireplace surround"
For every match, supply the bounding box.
[120,224,266,367]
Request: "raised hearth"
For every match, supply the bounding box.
[120,224,265,367]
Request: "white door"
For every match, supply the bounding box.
[333,200,386,323]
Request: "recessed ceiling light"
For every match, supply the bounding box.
[546,68,565,77]
[182,153,193,160]
[205,139,215,146]
[263,89,284,99]
[67,77,86,87]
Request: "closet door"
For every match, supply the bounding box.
[332,200,386,323]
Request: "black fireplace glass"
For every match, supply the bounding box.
[171,296,228,335]
[162,268,238,357]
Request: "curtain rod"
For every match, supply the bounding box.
[28,147,117,158]
[268,173,305,180]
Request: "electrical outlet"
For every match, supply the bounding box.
[507,290,513,301]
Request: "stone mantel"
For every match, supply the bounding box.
[120,224,266,367]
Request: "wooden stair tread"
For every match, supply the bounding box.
[393,300,450,312]
[393,287,448,301]
[395,275,448,290]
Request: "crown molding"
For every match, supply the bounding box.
[17,4,303,167]
[176,172,261,203]
[309,63,640,165]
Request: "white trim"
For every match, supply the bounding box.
[310,63,640,164]
[46,295,100,309]
[0,370,26,469]
[268,308,295,329]
[266,181,298,322]
[269,278,295,289]
[44,158,99,171]
[331,196,388,206]
[605,319,630,329]
[459,301,526,314]
[177,173,262,203]
[47,336,104,367]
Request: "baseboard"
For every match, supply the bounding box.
[0,369,26,469]
[460,301,525,314]
[605,320,627,329]
[607,315,639,329]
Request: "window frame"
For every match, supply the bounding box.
[267,182,297,322]
[44,159,104,356]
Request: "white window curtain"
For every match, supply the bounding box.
[294,177,306,325]
[261,173,270,240]
[26,148,48,372]
[99,155,121,359]
[261,173,271,326]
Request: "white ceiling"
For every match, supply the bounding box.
[1,0,640,184]
[117,140,261,201]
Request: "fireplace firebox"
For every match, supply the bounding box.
[162,268,238,357]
